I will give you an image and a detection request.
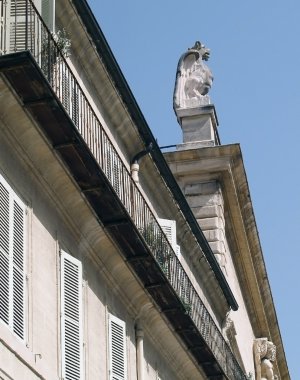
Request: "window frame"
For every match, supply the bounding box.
[60,249,83,380]
[108,313,127,380]
[158,217,180,257]
[0,173,27,342]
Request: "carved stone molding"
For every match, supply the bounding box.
[253,338,278,380]
[223,316,245,372]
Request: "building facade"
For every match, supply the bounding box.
[0,0,289,379]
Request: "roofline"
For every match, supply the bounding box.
[164,143,290,378]
[71,0,239,311]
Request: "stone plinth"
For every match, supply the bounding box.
[176,105,219,150]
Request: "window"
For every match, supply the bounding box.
[54,64,81,130]
[3,0,54,57]
[60,250,83,380]
[8,0,42,53]
[108,314,127,380]
[158,218,180,256]
[0,174,26,340]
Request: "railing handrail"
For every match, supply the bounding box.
[0,1,247,378]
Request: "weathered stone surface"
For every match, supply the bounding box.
[214,253,226,268]
[193,204,223,219]
[197,217,224,231]
[209,241,226,256]
[175,105,219,147]
[182,114,214,142]
[203,229,225,243]
[186,193,223,208]
[185,181,219,195]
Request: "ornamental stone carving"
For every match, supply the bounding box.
[253,338,278,380]
[173,41,213,113]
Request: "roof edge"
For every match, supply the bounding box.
[71,0,239,311]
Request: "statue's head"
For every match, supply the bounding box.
[189,41,210,61]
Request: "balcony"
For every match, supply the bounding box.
[0,1,246,378]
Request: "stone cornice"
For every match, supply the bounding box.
[164,144,289,379]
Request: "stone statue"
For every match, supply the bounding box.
[173,41,213,113]
[253,338,278,380]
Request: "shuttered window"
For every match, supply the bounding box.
[56,66,81,131]
[0,174,26,340]
[8,0,41,54]
[108,314,127,380]
[61,250,83,380]
[9,0,28,52]
[158,218,180,256]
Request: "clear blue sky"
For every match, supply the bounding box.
[88,1,299,377]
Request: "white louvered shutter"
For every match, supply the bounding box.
[0,174,26,340]
[0,181,11,326]
[108,314,127,380]
[9,0,27,52]
[158,218,177,252]
[61,250,83,380]
[12,197,26,338]
[8,0,41,54]
[56,66,81,130]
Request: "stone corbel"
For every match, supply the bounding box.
[253,338,278,380]
[223,316,246,372]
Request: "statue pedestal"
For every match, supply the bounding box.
[175,105,219,150]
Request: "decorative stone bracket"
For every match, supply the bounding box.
[253,338,278,380]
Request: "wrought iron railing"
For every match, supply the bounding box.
[0,1,247,378]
